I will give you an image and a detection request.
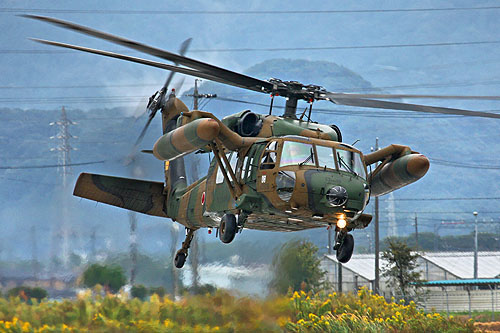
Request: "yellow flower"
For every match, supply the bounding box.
[22,321,31,332]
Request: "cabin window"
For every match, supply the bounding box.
[216,152,236,184]
[240,156,249,180]
[280,141,315,167]
[276,171,295,202]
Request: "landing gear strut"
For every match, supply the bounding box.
[334,231,354,263]
[174,228,196,268]
[219,214,237,244]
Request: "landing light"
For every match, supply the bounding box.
[337,217,347,229]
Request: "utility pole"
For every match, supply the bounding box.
[129,211,138,285]
[336,231,342,292]
[188,79,217,110]
[473,211,478,279]
[31,225,39,281]
[374,138,380,294]
[50,106,77,268]
[126,164,143,286]
[414,213,419,250]
[90,228,96,262]
[328,225,332,255]
[186,79,216,291]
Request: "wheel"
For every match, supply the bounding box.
[336,233,354,263]
[219,214,237,244]
[174,251,187,268]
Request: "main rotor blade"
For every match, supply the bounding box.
[30,38,259,91]
[24,15,273,93]
[325,93,500,100]
[323,92,500,119]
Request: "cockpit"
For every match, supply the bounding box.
[273,139,366,179]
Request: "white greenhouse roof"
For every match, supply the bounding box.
[323,251,500,281]
[324,254,387,281]
[420,251,500,279]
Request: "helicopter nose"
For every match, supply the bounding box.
[294,170,366,215]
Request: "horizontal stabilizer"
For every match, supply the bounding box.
[73,173,168,217]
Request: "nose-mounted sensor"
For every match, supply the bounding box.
[326,186,348,207]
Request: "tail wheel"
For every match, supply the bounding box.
[336,233,354,263]
[174,251,187,268]
[219,214,237,244]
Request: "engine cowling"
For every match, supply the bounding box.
[222,110,263,137]
[153,118,220,161]
[369,153,430,197]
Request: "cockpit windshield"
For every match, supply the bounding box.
[280,141,315,167]
[277,140,365,179]
[279,140,366,179]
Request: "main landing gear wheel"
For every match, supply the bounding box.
[219,214,237,244]
[173,228,196,269]
[336,233,354,263]
[174,251,186,268]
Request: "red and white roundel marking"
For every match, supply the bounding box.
[201,192,206,205]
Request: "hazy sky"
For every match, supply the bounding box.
[1,1,500,262]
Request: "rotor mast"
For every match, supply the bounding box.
[283,97,298,119]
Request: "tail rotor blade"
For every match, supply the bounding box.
[135,111,156,147]
[173,76,186,94]
[161,38,192,90]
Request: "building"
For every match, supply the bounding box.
[323,251,500,293]
[322,251,500,311]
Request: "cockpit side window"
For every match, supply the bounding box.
[336,149,366,179]
[260,140,278,170]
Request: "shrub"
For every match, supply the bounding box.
[149,286,166,297]
[7,286,47,302]
[82,264,126,293]
[131,285,148,300]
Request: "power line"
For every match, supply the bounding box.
[3,40,500,55]
[0,160,107,169]
[2,6,500,14]
[0,176,59,186]
[382,197,500,201]
[429,157,500,170]
[4,95,500,120]
[395,211,500,214]
[2,78,500,91]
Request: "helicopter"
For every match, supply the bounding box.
[24,15,500,268]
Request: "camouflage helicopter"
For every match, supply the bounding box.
[25,15,500,268]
